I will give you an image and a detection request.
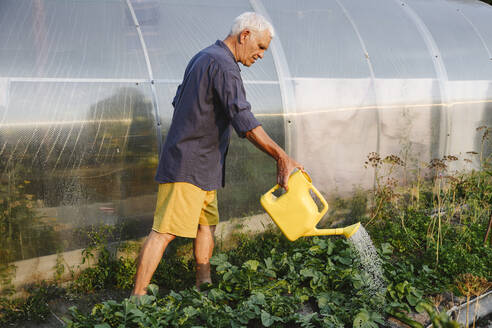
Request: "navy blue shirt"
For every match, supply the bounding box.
[155,40,261,190]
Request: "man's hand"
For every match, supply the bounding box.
[245,126,304,190]
[277,154,303,190]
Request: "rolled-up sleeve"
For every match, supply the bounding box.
[214,69,261,138]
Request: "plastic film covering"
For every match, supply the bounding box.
[342,0,443,176]
[0,0,148,79]
[264,0,370,79]
[409,0,492,170]
[410,0,492,81]
[455,1,492,53]
[264,0,378,192]
[0,82,158,262]
[131,0,278,82]
[444,2,492,167]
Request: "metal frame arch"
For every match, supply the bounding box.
[454,7,492,61]
[249,0,297,157]
[125,0,163,153]
[396,0,450,157]
[333,0,382,157]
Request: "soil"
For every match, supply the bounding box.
[7,289,129,328]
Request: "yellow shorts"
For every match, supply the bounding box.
[152,182,219,238]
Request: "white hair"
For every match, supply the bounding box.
[230,12,275,38]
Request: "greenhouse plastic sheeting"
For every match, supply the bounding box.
[0,82,158,261]
[132,0,278,82]
[0,0,492,263]
[0,0,148,78]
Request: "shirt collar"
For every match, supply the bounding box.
[215,40,241,71]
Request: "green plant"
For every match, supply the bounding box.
[417,302,460,328]
[364,141,492,289]
[364,152,405,224]
[64,231,450,327]
[0,282,64,324]
[71,225,118,293]
[0,263,16,296]
[53,253,66,283]
[0,169,60,264]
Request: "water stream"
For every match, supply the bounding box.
[347,225,386,303]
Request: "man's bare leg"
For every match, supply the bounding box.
[194,224,216,289]
[132,230,176,296]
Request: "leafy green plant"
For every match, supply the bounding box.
[0,169,60,265]
[0,263,16,296]
[71,225,118,293]
[0,282,64,324]
[63,230,456,327]
[353,308,385,328]
[53,253,66,283]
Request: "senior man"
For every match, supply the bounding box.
[132,12,302,296]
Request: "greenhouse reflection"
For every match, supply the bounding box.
[0,85,158,262]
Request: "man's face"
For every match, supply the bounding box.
[237,29,272,67]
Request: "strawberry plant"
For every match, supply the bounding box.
[63,233,428,327]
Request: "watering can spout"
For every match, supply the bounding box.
[304,222,361,239]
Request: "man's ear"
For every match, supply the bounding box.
[239,29,250,44]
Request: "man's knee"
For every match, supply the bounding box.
[149,230,176,243]
[197,224,216,235]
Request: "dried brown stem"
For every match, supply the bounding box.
[484,213,492,247]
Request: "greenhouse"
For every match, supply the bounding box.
[0,0,491,326]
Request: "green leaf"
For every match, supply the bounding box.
[243,260,260,272]
[169,290,182,301]
[395,281,408,295]
[147,284,159,296]
[129,308,145,318]
[210,253,228,265]
[250,292,266,305]
[317,292,330,308]
[261,310,274,327]
[351,273,364,289]
[406,293,419,307]
[300,268,315,278]
[415,302,428,313]
[338,256,352,265]
[94,324,111,328]
[183,306,198,317]
[136,294,154,306]
[411,288,423,299]
[381,243,394,255]
[326,241,335,255]
[353,309,370,328]
[309,245,321,254]
[264,257,274,269]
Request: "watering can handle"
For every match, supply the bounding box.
[309,185,329,215]
[264,169,306,198]
[265,183,281,197]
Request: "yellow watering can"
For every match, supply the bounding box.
[260,170,361,241]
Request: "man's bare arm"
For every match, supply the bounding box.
[245,125,303,190]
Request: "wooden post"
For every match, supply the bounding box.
[484,213,492,247]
